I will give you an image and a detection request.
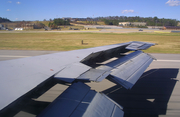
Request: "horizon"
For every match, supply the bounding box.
[1,16,180,22]
[1,0,180,21]
[1,15,180,22]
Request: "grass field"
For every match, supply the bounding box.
[0,32,180,53]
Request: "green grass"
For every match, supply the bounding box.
[0,32,180,53]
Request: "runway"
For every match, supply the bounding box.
[0,28,168,34]
[0,50,180,117]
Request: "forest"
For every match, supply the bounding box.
[48,18,70,28]
[0,17,11,23]
[100,16,178,26]
[0,16,179,27]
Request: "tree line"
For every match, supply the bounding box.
[48,18,70,28]
[0,17,11,23]
[100,16,178,26]
[1,16,178,27]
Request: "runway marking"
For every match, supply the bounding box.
[154,60,180,62]
[0,55,30,58]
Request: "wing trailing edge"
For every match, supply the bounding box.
[55,50,155,89]
[54,41,155,89]
[37,82,124,117]
[107,51,154,89]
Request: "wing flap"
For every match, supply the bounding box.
[77,69,111,82]
[53,41,155,83]
[109,52,154,89]
[37,82,124,117]
[54,50,154,90]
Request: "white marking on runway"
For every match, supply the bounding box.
[155,60,180,62]
[0,55,30,58]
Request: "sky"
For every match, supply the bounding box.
[1,0,180,21]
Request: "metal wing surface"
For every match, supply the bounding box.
[0,41,155,116]
[37,82,124,117]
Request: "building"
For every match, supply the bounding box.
[19,22,34,29]
[15,28,23,31]
[62,17,71,21]
[1,22,17,29]
[0,24,6,30]
[119,22,146,26]
[119,22,131,26]
[147,26,164,29]
[131,22,146,26]
[178,22,180,26]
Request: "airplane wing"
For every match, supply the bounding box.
[37,82,124,117]
[0,41,155,116]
